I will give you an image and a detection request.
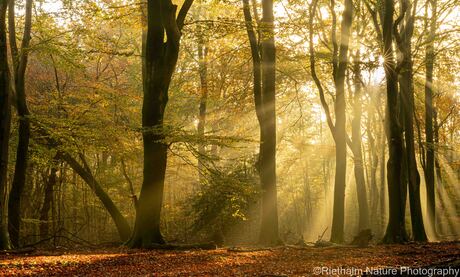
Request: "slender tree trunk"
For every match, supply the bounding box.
[424,0,437,234]
[351,52,369,231]
[197,25,208,182]
[330,0,352,243]
[7,0,33,247]
[40,161,58,240]
[309,0,352,243]
[121,158,138,210]
[378,113,386,238]
[433,110,441,185]
[381,0,407,243]
[367,92,379,231]
[128,0,193,248]
[0,0,11,250]
[60,153,131,241]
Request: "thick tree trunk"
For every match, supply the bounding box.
[424,0,437,235]
[61,153,131,241]
[381,0,407,243]
[243,0,279,245]
[7,0,33,248]
[0,0,11,250]
[351,53,369,232]
[128,0,193,248]
[258,0,279,245]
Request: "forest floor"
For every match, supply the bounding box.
[0,241,459,276]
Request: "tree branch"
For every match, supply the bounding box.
[309,0,336,138]
[176,0,194,31]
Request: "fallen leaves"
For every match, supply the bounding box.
[0,241,458,276]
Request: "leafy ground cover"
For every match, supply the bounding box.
[0,241,459,276]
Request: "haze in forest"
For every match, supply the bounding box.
[0,0,459,253]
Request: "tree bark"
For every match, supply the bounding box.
[0,0,11,250]
[243,0,279,245]
[7,0,33,248]
[197,23,208,183]
[259,0,279,245]
[424,0,437,235]
[309,0,353,243]
[378,111,386,238]
[433,110,441,185]
[367,91,379,232]
[128,0,193,248]
[39,160,58,240]
[381,0,408,243]
[351,52,369,232]
[395,0,427,242]
[329,0,352,243]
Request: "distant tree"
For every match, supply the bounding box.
[39,157,58,240]
[60,152,131,241]
[196,3,208,183]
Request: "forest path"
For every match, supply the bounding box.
[0,241,459,276]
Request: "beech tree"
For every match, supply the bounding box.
[0,0,458,252]
[424,0,437,235]
[380,0,408,243]
[0,0,11,250]
[309,0,353,243]
[395,0,427,241]
[243,0,280,245]
[8,0,33,248]
[128,0,194,247]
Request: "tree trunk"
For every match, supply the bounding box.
[39,162,58,240]
[378,113,386,238]
[258,0,279,245]
[309,0,352,244]
[330,0,352,243]
[424,0,437,235]
[197,25,208,183]
[7,0,33,248]
[0,0,11,250]
[60,153,131,241]
[433,110,441,185]
[128,0,193,248]
[351,52,369,232]
[381,0,407,243]
[396,0,427,241]
[367,91,379,231]
[243,0,279,245]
